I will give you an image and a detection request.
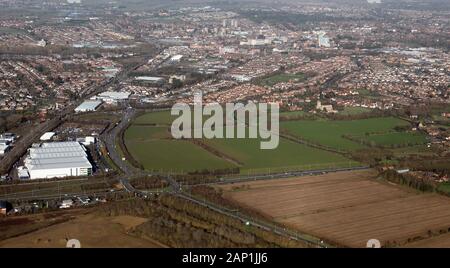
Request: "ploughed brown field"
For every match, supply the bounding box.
[219,170,450,247]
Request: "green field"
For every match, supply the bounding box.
[203,135,353,173]
[133,111,176,125]
[355,132,427,147]
[339,106,372,115]
[258,73,306,87]
[390,145,434,157]
[126,138,236,173]
[124,111,358,174]
[279,110,313,121]
[281,117,412,151]
[125,125,171,140]
[125,125,235,173]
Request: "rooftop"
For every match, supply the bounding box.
[25,142,91,171]
[74,100,102,112]
[97,91,131,100]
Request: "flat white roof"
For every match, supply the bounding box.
[25,142,92,172]
[170,55,183,61]
[29,151,87,159]
[26,160,92,171]
[75,100,102,112]
[41,141,80,147]
[40,132,56,141]
[97,91,131,100]
[135,76,164,81]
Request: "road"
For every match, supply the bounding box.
[102,106,182,192]
[102,107,138,175]
[194,166,370,186]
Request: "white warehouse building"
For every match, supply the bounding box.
[74,100,102,113]
[24,142,93,180]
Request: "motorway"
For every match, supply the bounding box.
[197,166,370,186]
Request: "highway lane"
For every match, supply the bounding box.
[192,166,370,186]
[102,107,181,192]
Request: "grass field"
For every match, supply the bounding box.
[125,125,171,140]
[133,111,175,125]
[258,73,306,87]
[279,110,314,121]
[354,131,427,147]
[125,139,236,173]
[219,170,450,247]
[281,117,412,151]
[390,145,435,157]
[125,111,358,174]
[203,135,353,173]
[280,110,308,117]
[339,106,372,115]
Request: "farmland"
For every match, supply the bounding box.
[203,134,352,173]
[133,111,176,125]
[339,106,372,115]
[125,139,237,173]
[219,170,450,247]
[124,125,235,173]
[353,131,427,147]
[124,111,357,174]
[280,117,413,151]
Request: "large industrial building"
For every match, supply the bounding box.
[74,100,102,112]
[24,141,93,180]
[96,91,131,103]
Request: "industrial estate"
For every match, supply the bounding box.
[0,0,449,250]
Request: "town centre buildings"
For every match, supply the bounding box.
[24,142,93,180]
